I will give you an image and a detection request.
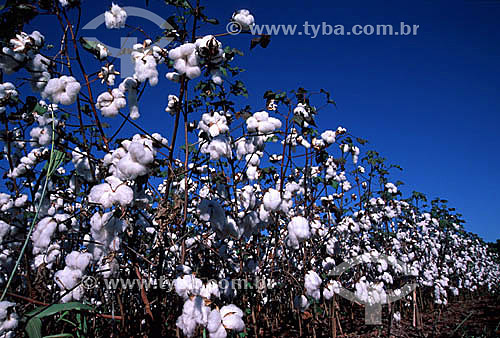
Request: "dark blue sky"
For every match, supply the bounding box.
[27,0,500,241]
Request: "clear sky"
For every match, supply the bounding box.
[26,0,500,241]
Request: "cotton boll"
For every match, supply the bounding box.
[232,9,255,31]
[105,3,127,29]
[385,182,398,194]
[200,136,231,161]
[41,76,80,105]
[0,301,18,336]
[287,216,310,249]
[321,130,336,144]
[219,304,245,331]
[89,176,134,208]
[263,188,281,211]
[96,89,126,117]
[305,270,322,300]
[165,95,178,114]
[119,77,140,119]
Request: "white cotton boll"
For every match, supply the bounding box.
[246,165,259,181]
[0,301,18,335]
[321,130,336,144]
[165,95,178,114]
[288,216,310,243]
[385,182,398,194]
[65,251,92,271]
[41,76,80,105]
[220,304,245,331]
[232,9,255,31]
[207,309,226,338]
[210,69,223,85]
[305,271,322,300]
[105,3,127,29]
[263,188,281,211]
[31,217,58,253]
[14,194,28,207]
[0,221,10,243]
[186,66,201,79]
[96,89,126,117]
[201,136,231,160]
[119,77,140,119]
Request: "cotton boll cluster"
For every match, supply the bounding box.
[131,40,166,86]
[354,278,387,306]
[175,296,211,337]
[54,251,92,302]
[0,301,18,337]
[165,95,178,114]
[104,3,127,29]
[198,111,229,137]
[31,214,71,255]
[96,89,126,118]
[246,111,282,134]
[231,9,255,31]
[0,83,18,113]
[304,270,322,300]
[89,176,134,209]
[8,147,46,179]
[167,43,201,80]
[103,134,157,180]
[118,77,140,119]
[41,76,80,105]
[287,216,311,249]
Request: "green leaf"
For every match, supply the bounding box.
[25,302,94,319]
[26,317,42,338]
[330,181,339,190]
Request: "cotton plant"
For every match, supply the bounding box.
[0,3,498,338]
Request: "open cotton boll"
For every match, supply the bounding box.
[165,95,178,114]
[263,188,281,211]
[96,89,126,117]
[232,9,255,31]
[89,176,134,208]
[41,76,80,105]
[305,270,322,300]
[219,304,245,331]
[174,274,203,299]
[65,251,92,271]
[210,69,223,85]
[287,216,311,249]
[323,281,341,300]
[385,182,398,194]
[119,77,140,119]
[176,296,211,335]
[200,136,231,161]
[321,130,336,144]
[105,3,127,29]
[0,301,18,336]
[198,111,229,137]
[31,216,58,254]
[168,43,201,80]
